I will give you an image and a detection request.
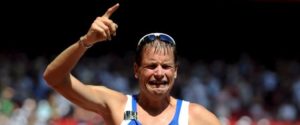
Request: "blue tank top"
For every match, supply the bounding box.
[121,95,189,125]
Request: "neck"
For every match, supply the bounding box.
[137,93,174,115]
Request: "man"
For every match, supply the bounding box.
[43,3,221,125]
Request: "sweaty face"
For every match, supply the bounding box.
[134,42,177,97]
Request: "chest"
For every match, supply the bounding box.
[137,108,176,125]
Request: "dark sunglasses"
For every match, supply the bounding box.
[137,33,176,48]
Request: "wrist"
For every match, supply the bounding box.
[79,36,93,49]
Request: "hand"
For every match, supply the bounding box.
[83,3,119,45]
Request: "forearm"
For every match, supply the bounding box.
[43,39,88,88]
[44,2,118,88]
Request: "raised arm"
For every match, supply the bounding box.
[43,3,125,116]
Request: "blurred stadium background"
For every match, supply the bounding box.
[1,0,300,124]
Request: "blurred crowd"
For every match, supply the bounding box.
[1,51,300,125]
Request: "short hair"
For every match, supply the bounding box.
[135,32,177,66]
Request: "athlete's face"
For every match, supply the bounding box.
[134,45,177,97]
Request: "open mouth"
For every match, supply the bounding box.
[148,80,168,88]
[149,80,167,85]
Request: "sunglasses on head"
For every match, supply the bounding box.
[137,33,176,48]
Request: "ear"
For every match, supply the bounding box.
[174,65,178,79]
[134,63,139,79]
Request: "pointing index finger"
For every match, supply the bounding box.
[103,3,120,18]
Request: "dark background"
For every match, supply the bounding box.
[1,0,300,64]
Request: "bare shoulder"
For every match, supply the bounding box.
[89,85,127,105]
[188,102,221,125]
[87,85,128,113]
[88,85,131,124]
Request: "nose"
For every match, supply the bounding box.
[154,65,164,80]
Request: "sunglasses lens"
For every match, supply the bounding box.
[137,33,175,48]
[159,35,174,45]
[146,35,156,42]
